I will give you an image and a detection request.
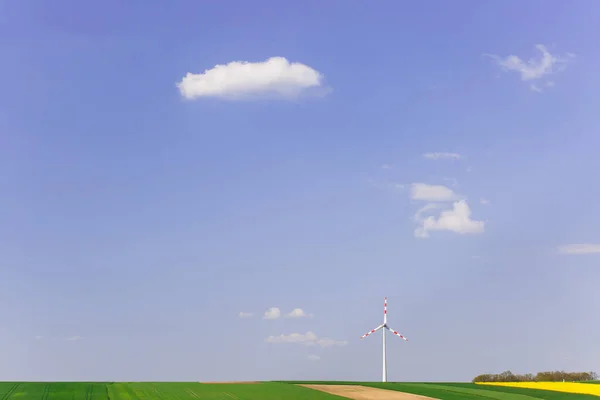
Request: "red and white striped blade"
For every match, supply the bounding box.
[386,326,408,341]
[360,324,383,339]
[384,297,387,324]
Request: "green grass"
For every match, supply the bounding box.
[1,381,599,399]
[0,382,345,400]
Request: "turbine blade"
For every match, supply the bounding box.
[385,326,408,341]
[360,324,383,339]
[384,297,387,324]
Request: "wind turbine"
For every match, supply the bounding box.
[360,297,408,382]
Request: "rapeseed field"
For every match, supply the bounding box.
[477,382,600,396]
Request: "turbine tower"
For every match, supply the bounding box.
[360,297,408,382]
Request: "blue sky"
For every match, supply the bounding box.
[1,0,599,382]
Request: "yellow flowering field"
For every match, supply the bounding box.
[476,382,600,396]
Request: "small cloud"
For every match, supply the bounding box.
[263,307,281,320]
[415,200,484,238]
[411,183,459,202]
[466,166,473,173]
[65,336,82,341]
[307,354,321,361]
[285,308,312,318]
[423,152,461,161]
[265,331,317,344]
[485,44,574,90]
[380,164,392,169]
[557,244,600,255]
[480,198,490,205]
[530,83,544,93]
[315,337,348,347]
[265,331,347,347]
[35,336,43,340]
[177,57,328,100]
[238,312,253,318]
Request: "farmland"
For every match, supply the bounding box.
[1,381,600,400]
[0,382,336,400]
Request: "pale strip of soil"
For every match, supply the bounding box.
[299,385,440,400]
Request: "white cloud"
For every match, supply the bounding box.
[35,336,43,340]
[423,152,461,161]
[480,198,490,205]
[411,183,458,202]
[413,203,443,222]
[315,337,348,347]
[307,354,320,361]
[238,312,253,318]
[265,331,317,344]
[530,83,544,93]
[285,308,312,318]
[381,164,392,169]
[415,200,484,238]
[177,57,327,100]
[486,44,574,91]
[557,244,600,255]
[65,336,82,341]
[263,307,281,319]
[265,331,348,347]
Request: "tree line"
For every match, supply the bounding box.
[472,370,598,382]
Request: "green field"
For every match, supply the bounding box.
[0,382,343,400]
[0,381,599,400]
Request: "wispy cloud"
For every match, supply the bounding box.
[238,312,253,318]
[285,308,313,318]
[314,337,349,347]
[307,354,321,361]
[411,183,459,202]
[263,307,281,319]
[423,152,461,161]
[557,244,600,255]
[65,336,83,341]
[413,203,444,222]
[177,57,329,100]
[486,44,574,92]
[35,335,43,340]
[265,331,347,347]
[480,198,490,205]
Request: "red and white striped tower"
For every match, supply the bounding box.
[360,296,408,382]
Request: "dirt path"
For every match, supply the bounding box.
[299,385,439,400]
